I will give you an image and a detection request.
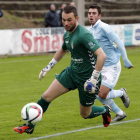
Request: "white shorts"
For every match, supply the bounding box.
[101,60,121,89]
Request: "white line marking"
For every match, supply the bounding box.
[0,49,139,64]
[0,58,51,64]
[127,49,140,53]
[27,118,140,140]
[0,56,70,64]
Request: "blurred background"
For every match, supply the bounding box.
[0,0,140,29]
[0,1,140,139]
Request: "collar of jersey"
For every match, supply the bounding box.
[91,19,101,29]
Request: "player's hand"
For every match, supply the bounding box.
[124,59,134,69]
[84,76,97,94]
[84,70,100,94]
[39,65,52,81]
[39,59,56,81]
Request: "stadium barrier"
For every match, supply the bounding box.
[0,23,140,56]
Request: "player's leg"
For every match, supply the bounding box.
[106,88,130,108]
[14,79,69,134]
[79,103,110,118]
[80,103,111,127]
[100,61,130,108]
[98,61,128,121]
[14,68,73,134]
[77,78,111,127]
[38,79,69,112]
[97,96,127,122]
[98,61,122,99]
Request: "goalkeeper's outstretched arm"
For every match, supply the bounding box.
[39,48,67,81]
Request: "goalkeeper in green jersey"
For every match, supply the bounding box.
[14,5,111,134]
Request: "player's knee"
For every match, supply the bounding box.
[80,112,89,119]
[42,93,53,102]
[98,92,107,99]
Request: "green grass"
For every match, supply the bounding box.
[0,47,140,140]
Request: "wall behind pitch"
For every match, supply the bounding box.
[0,24,140,56]
[0,27,65,55]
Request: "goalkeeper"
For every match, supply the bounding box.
[14,5,111,134]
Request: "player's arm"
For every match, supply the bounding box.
[39,48,67,81]
[114,37,134,69]
[93,47,106,71]
[105,26,134,69]
[82,33,106,93]
[53,48,67,62]
[81,33,106,68]
[84,47,106,93]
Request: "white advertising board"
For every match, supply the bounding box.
[0,24,140,56]
[0,27,65,55]
[133,24,140,45]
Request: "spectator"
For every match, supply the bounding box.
[45,4,60,27]
[70,2,75,7]
[58,4,66,27]
[0,8,3,17]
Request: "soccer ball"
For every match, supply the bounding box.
[21,102,43,124]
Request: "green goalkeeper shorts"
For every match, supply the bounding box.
[55,67,101,107]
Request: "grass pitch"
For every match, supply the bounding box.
[0,47,140,140]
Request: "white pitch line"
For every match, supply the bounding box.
[0,49,140,64]
[0,58,49,64]
[27,118,140,140]
[0,56,70,64]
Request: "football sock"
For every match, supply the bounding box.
[117,110,124,116]
[27,97,50,127]
[87,105,107,118]
[106,90,123,99]
[37,96,51,113]
[97,96,122,114]
[28,123,36,128]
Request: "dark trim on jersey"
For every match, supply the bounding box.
[88,50,100,93]
[88,50,96,69]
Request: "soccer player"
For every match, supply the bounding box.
[14,5,111,134]
[88,5,134,122]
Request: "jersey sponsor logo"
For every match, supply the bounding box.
[72,58,83,63]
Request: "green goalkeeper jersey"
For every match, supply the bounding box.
[62,25,100,79]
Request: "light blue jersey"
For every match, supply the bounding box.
[89,19,121,66]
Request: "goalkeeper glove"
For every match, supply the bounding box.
[84,70,100,94]
[39,58,57,81]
